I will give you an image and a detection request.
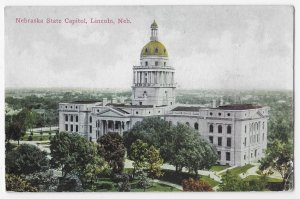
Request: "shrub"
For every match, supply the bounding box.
[182,178,213,192]
[96,182,113,190]
[28,136,33,141]
[6,174,38,192]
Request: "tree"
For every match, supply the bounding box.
[146,145,164,179]
[124,117,171,156]
[161,124,217,174]
[219,170,267,191]
[6,108,31,145]
[129,139,149,175]
[129,139,164,179]
[6,174,38,192]
[218,170,250,191]
[6,144,49,175]
[50,132,108,182]
[259,139,293,190]
[97,133,125,174]
[182,178,213,192]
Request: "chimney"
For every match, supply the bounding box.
[212,99,216,108]
[103,98,108,106]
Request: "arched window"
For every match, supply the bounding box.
[218,125,222,133]
[194,122,199,130]
[209,124,214,133]
[186,122,190,126]
[227,125,232,134]
[145,48,148,53]
[70,115,73,122]
[155,48,158,53]
[65,115,68,121]
[89,116,92,123]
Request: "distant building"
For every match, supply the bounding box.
[59,21,269,166]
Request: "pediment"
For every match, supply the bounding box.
[97,108,125,117]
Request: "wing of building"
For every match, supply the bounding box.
[59,21,269,166]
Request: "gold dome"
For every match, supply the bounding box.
[140,40,168,57]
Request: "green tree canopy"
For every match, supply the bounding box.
[50,132,107,179]
[6,174,38,192]
[6,144,49,175]
[97,133,125,174]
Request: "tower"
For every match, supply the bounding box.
[132,21,176,106]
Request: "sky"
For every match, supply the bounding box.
[5,6,294,90]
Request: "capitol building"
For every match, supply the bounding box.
[59,21,269,166]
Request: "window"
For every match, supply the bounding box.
[136,111,139,114]
[218,113,221,116]
[255,149,257,157]
[164,62,166,66]
[227,113,231,116]
[218,137,222,146]
[89,126,92,133]
[65,115,68,121]
[227,125,231,134]
[226,152,231,161]
[262,122,265,129]
[218,125,222,133]
[76,125,78,132]
[65,124,68,131]
[194,122,199,130]
[89,116,92,123]
[244,137,247,146]
[155,48,158,53]
[244,155,246,160]
[209,136,213,144]
[209,112,213,116]
[227,138,231,147]
[209,124,214,133]
[145,61,148,66]
[251,153,253,158]
[76,116,78,122]
[70,125,73,132]
[155,61,158,66]
[217,151,221,159]
[145,48,148,53]
[139,102,142,105]
[71,115,73,122]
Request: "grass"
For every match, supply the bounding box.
[243,175,283,183]
[210,165,230,172]
[21,134,51,141]
[93,178,181,192]
[200,176,219,187]
[220,164,254,176]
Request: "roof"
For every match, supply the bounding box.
[113,107,130,114]
[107,103,166,109]
[140,41,168,57]
[72,100,101,104]
[217,104,262,110]
[171,106,202,112]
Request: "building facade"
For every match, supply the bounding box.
[59,21,269,166]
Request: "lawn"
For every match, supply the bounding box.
[243,175,283,183]
[210,165,230,172]
[22,134,51,141]
[220,164,254,176]
[93,178,181,192]
[200,176,219,187]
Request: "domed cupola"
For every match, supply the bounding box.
[140,20,168,58]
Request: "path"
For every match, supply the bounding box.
[152,179,183,191]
